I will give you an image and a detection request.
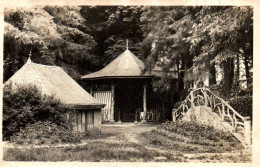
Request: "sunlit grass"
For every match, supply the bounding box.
[3,121,250,162]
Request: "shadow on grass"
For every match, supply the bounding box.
[3,143,185,162]
[138,121,244,154]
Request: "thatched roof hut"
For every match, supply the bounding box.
[6,58,104,109]
[6,58,105,134]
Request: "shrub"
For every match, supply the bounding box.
[173,101,182,109]
[158,121,237,142]
[208,84,226,99]
[173,89,189,109]
[229,95,252,118]
[179,89,189,101]
[209,83,252,99]
[208,84,252,118]
[3,83,77,140]
[10,121,81,145]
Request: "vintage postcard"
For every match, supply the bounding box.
[0,0,259,167]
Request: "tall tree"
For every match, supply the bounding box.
[80,6,144,67]
[187,6,253,97]
[4,6,96,81]
[141,6,200,91]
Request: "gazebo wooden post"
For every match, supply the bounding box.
[110,83,115,122]
[142,84,147,123]
[118,110,121,123]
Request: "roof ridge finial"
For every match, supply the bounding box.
[27,48,32,64]
[126,39,128,50]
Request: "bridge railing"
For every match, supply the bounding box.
[172,87,251,145]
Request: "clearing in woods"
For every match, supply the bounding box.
[4,123,251,162]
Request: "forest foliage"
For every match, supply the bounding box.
[4,6,253,99]
[140,6,253,97]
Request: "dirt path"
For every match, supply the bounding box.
[3,124,157,149]
[100,123,157,144]
[100,124,181,156]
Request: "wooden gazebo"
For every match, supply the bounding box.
[81,45,178,123]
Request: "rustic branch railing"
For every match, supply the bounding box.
[138,109,161,122]
[146,109,161,122]
[172,87,251,145]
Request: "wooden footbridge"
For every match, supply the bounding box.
[172,87,252,148]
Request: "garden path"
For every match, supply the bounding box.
[3,123,158,149]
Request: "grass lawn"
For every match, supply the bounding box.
[4,142,184,162]
[3,122,251,162]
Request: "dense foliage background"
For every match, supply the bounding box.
[4,6,253,119]
[4,6,145,81]
[4,6,253,89]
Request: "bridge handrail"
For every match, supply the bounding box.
[172,87,251,146]
[204,88,246,120]
[172,87,249,128]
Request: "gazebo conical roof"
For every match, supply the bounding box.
[81,49,154,80]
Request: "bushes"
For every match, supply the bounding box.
[158,121,237,142]
[209,83,252,99]
[206,84,252,118]
[173,101,182,109]
[3,83,77,141]
[229,95,252,118]
[10,121,81,145]
[208,84,226,99]
[208,83,252,118]
[139,121,242,154]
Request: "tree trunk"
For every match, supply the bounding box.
[223,58,231,99]
[162,92,166,120]
[244,54,250,88]
[230,58,234,86]
[179,57,185,90]
[176,58,183,99]
[235,55,240,88]
[209,62,216,85]
[242,45,252,88]
[236,55,240,79]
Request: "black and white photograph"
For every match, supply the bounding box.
[0,0,258,165]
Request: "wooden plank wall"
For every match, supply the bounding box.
[94,91,112,121]
[86,111,94,133]
[74,110,95,134]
